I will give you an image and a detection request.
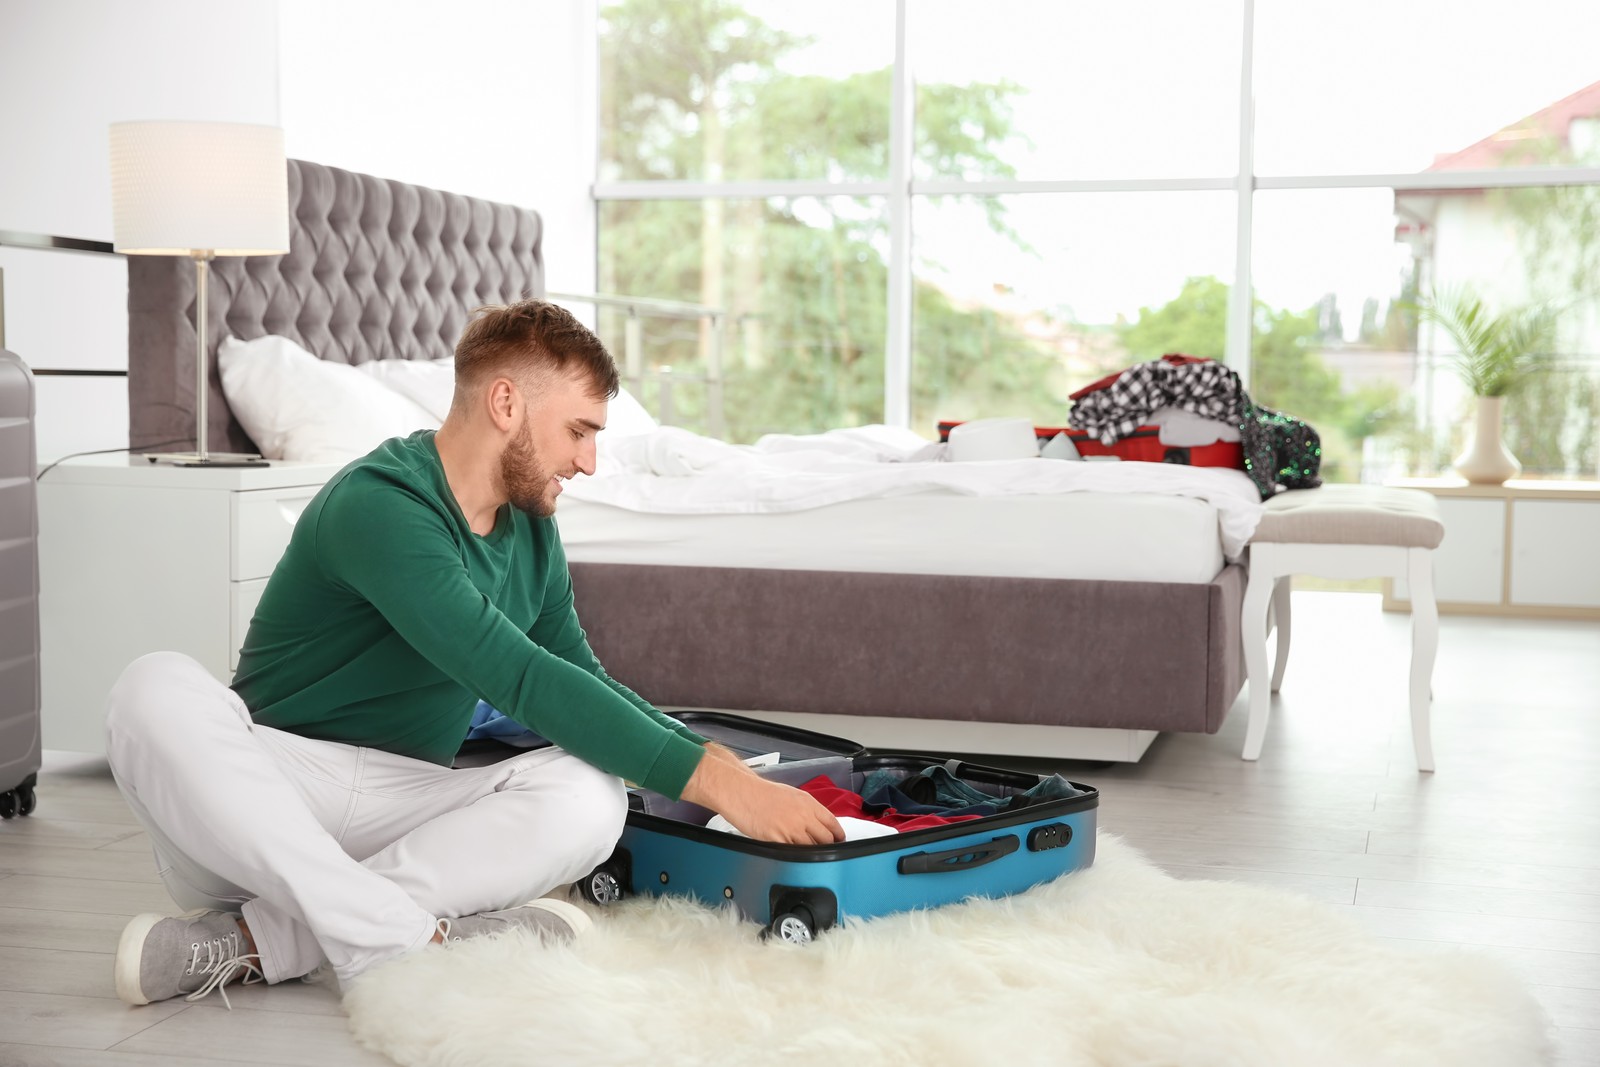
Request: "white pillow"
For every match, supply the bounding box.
[602,384,658,438]
[217,335,440,463]
[356,357,456,422]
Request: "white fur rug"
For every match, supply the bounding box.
[342,834,1554,1067]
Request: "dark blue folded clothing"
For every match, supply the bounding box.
[859,764,1082,819]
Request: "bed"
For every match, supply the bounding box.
[128,158,1251,763]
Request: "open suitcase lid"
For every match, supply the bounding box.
[668,711,866,761]
[453,709,866,770]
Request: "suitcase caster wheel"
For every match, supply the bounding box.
[16,784,34,817]
[767,906,815,945]
[0,790,15,820]
[579,865,625,907]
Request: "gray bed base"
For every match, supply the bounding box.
[571,561,1246,761]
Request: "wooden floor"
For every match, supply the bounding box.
[2,592,1597,1066]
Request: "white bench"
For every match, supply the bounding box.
[1242,485,1446,771]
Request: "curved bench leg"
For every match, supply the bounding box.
[1408,547,1438,773]
[1270,576,1292,693]
[1241,547,1277,761]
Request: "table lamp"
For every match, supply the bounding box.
[110,120,289,466]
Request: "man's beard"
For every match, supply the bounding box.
[499,416,558,519]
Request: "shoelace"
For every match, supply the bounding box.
[182,929,265,1010]
[434,905,577,946]
[435,916,512,943]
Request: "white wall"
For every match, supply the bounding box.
[277,0,596,298]
[3,0,597,462]
[0,0,281,461]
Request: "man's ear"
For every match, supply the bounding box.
[486,377,521,433]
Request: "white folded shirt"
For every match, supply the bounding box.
[1148,405,1242,447]
[705,813,899,841]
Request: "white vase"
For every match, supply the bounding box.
[1453,395,1521,485]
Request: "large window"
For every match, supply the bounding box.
[1254,0,1600,176]
[598,0,895,183]
[596,196,887,439]
[596,0,1600,482]
[911,192,1236,432]
[1255,186,1600,481]
[909,1,1241,181]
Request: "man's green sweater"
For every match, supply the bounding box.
[231,431,707,799]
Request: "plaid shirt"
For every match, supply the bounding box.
[1068,357,1243,446]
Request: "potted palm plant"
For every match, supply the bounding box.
[1417,288,1556,484]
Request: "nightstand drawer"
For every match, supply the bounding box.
[233,486,319,581]
[231,578,269,671]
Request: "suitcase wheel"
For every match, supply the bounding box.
[578,863,626,907]
[1,775,37,819]
[764,886,836,942]
[766,905,815,945]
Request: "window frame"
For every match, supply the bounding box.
[590,0,1600,431]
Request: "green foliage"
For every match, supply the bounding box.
[1485,138,1600,475]
[600,0,804,181]
[1365,272,1419,351]
[1251,303,1347,429]
[1489,133,1600,310]
[911,288,1068,425]
[600,0,1026,190]
[598,0,1053,441]
[1415,288,1556,397]
[1119,275,1229,361]
[1505,368,1598,473]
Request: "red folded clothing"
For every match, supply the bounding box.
[797,775,982,833]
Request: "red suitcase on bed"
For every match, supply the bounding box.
[936,420,1244,469]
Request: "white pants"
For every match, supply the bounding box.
[104,652,628,985]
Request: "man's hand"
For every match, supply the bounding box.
[681,747,844,845]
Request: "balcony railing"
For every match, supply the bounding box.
[548,291,727,439]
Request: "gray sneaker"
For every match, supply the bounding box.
[114,909,263,1008]
[439,897,592,945]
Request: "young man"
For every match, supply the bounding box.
[104,300,842,1007]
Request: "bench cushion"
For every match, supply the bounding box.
[1252,485,1444,549]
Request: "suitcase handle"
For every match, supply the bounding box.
[896,834,1019,876]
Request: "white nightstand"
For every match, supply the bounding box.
[37,456,342,753]
[1383,477,1600,619]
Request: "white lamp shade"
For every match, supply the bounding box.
[110,121,289,256]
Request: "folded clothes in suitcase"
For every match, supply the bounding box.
[937,419,1244,469]
[579,713,1098,943]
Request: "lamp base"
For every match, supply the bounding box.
[145,451,270,468]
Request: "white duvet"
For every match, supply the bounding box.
[567,425,1266,558]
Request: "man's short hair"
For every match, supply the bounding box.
[454,299,620,401]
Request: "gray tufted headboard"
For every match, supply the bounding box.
[128,159,544,454]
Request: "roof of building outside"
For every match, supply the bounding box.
[1428,79,1600,170]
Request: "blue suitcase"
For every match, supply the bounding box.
[577,712,1098,943]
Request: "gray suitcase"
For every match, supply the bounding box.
[0,350,40,818]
